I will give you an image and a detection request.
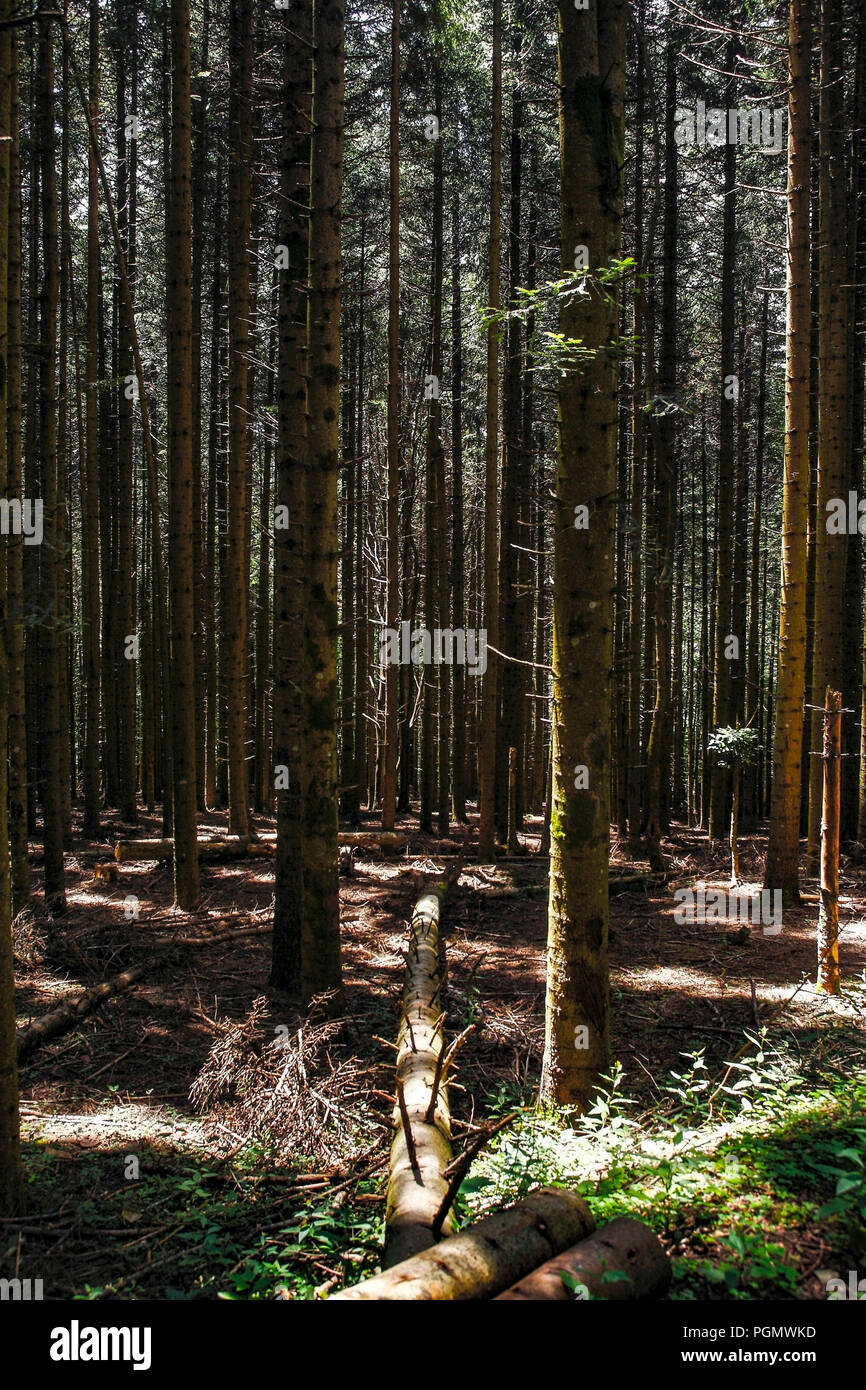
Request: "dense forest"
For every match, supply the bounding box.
[0,0,865,1329]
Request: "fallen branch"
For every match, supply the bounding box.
[494,1217,671,1301]
[16,960,152,1062]
[331,1187,595,1300]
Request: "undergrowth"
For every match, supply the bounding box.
[454,1026,866,1300]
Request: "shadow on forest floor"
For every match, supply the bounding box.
[7,809,866,1298]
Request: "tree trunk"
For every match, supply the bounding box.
[381,0,400,832]
[540,0,626,1108]
[816,686,842,993]
[383,884,455,1268]
[765,0,812,902]
[6,36,29,911]
[272,0,312,992]
[37,9,65,910]
[709,38,738,840]
[166,0,201,910]
[495,1217,670,1301]
[807,0,849,874]
[0,0,24,1215]
[478,0,502,861]
[644,40,677,870]
[225,0,255,839]
[301,0,345,1004]
[333,1187,594,1301]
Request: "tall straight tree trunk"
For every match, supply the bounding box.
[37,8,65,909]
[744,291,769,829]
[272,0,312,993]
[499,75,526,838]
[644,40,677,868]
[846,0,865,844]
[450,193,466,822]
[766,0,812,901]
[478,0,502,859]
[626,0,646,843]
[421,38,445,836]
[353,218,368,813]
[204,167,222,811]
[807,0,849,873]
[540,0,626,1107]
[6,37,28,910]
[191,0,209,813]
[0,0,23,1215]
[166,0,200,910]
[255,312,274,814]
[226,0,255,839]
[116,5,138,824]
[709,37,738,839]
[382,0,400,832]
[301,0,345,1004]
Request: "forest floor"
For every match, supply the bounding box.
[6,810,866,1300]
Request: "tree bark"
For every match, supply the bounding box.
[166,0,201,910]
[381,0,400,832]
[301,0,345,1004]
[765,0,812,901]
[478,0,502,860]
[540,0,626,1108]
[495,1217,670,1301]
[333,1187,594,1301]
[383,884,455,1268]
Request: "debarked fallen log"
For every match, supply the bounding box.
[494,1216,671,1301]
[330,1187,595,1300]
[16,959,153,1062]
[114,832,410,863]
[383,881,454,1269]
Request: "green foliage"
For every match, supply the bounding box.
[707,725,761,769]
[454,1032,866,1301]
[479,259,639,376]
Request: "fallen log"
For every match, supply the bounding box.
[114,831,410,863]
[331,1187,595,1300]
[16,960,152,1062]
[494,1217,671,1301]
[383,881,454,1269]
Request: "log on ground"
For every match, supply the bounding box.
[494,1217,670,1300]
[16,960,152,1062]
[383,883,453,1269]
[330,1187,594,1299]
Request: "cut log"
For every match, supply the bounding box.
[114,832,410,863]
[494,1217,671,1300]
[383,883,453,1268]
[331,1187,595,1300]
[16,960,152,1062]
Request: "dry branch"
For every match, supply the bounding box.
[494,1217,671,1301]
[16,960,152,1062]
[331,1187,595,1300]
